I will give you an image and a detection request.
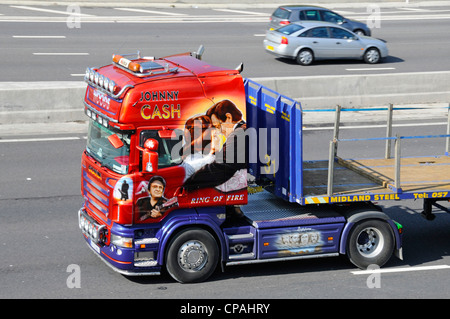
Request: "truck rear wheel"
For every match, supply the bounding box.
[346,219,394,269]
[166,228,219,283]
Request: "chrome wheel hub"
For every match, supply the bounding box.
[178,240,208,272]
[356,227,384,258]
[299,51,312,64]
[366,50,380,63]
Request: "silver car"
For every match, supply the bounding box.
[269,5,371,36]
[264,22,388,65]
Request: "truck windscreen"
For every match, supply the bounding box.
[86,120,131,174]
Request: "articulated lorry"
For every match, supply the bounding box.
[79,47,449,283]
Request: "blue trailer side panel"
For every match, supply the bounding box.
[244,79,303,203]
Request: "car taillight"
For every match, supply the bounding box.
[280,20,290,25]
[281,36,288,45]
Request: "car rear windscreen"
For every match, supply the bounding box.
[277,24,304,35]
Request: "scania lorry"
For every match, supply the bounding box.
[78,47,449,283]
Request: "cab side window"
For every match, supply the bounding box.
[139,130,183,169]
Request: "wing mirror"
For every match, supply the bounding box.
[108,134,124,149]
[139,138,159,173]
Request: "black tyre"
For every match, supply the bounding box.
[296,49,314,66]
[363,47,381,64]
[346,219,395,269]
[166,228,219,283]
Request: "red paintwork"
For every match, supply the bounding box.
[82,52,247,226]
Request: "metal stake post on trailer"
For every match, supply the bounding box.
[446,104,450,156]
[385,103,394,159]
[327,105,341,196]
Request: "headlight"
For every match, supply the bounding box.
[111,234,133,248]
[108,80,116,93]
[85,68,91,81]
[98,75,104,88]
[103,77,109,90]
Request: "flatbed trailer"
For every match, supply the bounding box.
[246,79,450,213]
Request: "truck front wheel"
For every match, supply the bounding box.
[166,228,219,283]
[346,219,395,269]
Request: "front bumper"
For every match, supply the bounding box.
[78,208,161,276]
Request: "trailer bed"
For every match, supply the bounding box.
[242,191,345,228]
[245,78,450,206]
[303,155,450,204]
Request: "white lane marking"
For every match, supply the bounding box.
[351,265,450,275]
[10,5,92,16]
[348,14,450,21]
[254,34,267,37]
[33,52,89,56]
[346,67,396,71]
[214,9,269,16]
[13,35,66,38]
[114,8,187,16]
[398,8,431,12]
[70,74,86,77]
[0,137,80,143]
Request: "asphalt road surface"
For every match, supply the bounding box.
[1,119,450,300]
[2,2,450,302]
[1,3,450,80]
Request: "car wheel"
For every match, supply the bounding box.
[296,49,314,66]
[364,47,380,64]
[354,29,366,36]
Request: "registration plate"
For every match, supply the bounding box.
[89,239,101,254]
[266,45,274,51]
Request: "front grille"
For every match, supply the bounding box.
[82,170,110,219]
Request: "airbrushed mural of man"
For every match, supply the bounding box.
[136,176,168,221]
[182,99,248,222]
[183,99,248,191]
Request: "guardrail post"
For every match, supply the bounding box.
[327,139,336,196]
[394,134,401,190]
[333,105,341,156]
[385,103,393,159]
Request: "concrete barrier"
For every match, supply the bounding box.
[0,71,449,124]
[253,71,450,109]
[0,82,86,124]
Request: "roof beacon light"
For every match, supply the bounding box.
[112,54,140,72]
